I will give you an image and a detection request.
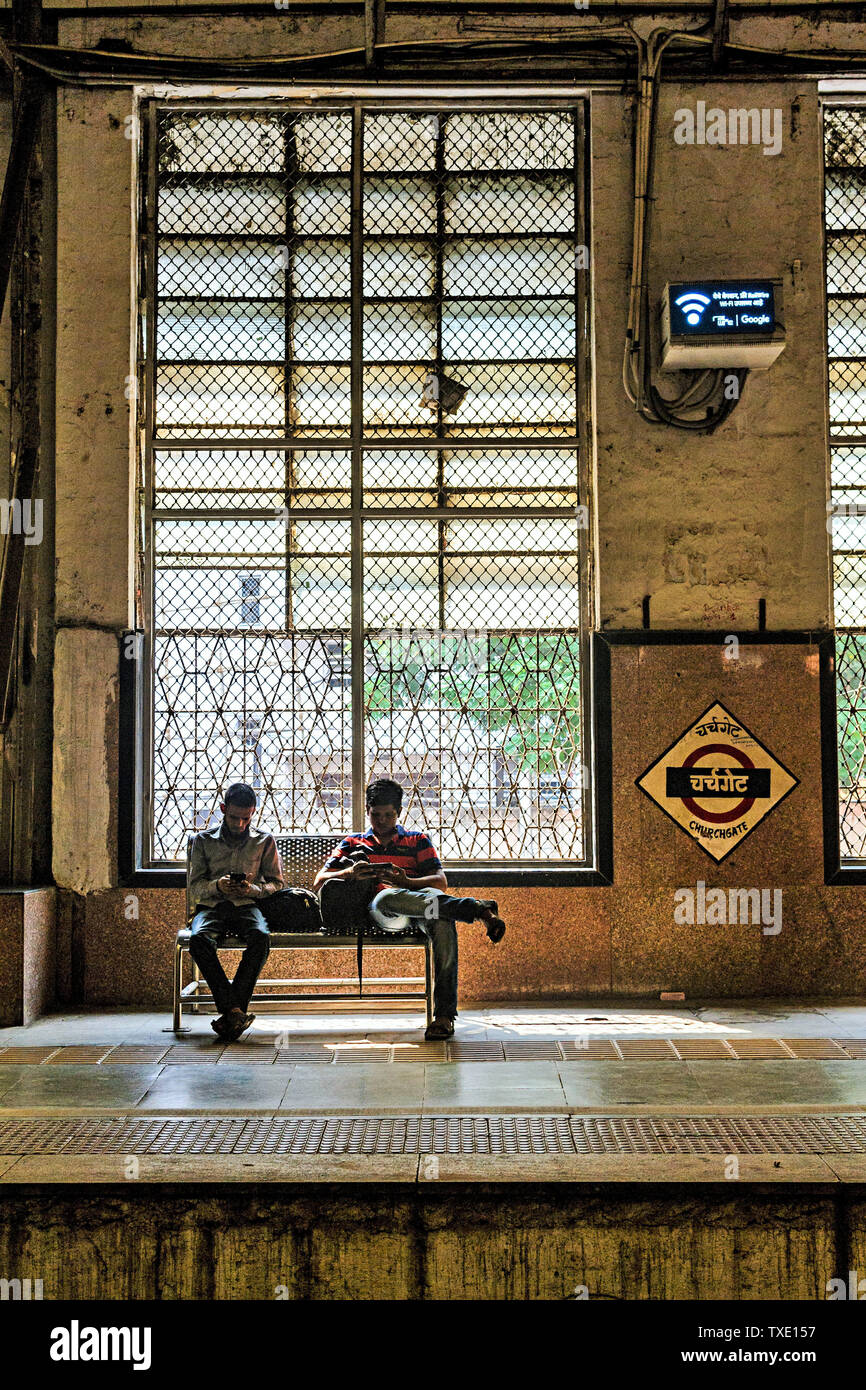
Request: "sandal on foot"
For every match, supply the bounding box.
[223,1009,255,1042]
[425,1016,455,1040]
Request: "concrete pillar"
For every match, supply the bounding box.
[52,87,136,894]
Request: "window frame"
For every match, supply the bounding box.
[121,89,609,887]
[821,94,866,880]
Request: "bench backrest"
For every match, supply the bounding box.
[275,836,344,888]
[185,832,346,920]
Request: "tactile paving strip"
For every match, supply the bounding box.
[4,1114,866,1155]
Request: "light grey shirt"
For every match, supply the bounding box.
[188,823,284,909]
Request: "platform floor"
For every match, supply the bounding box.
[5,1000,866,1182]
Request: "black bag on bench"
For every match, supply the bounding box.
[259,888,323,933]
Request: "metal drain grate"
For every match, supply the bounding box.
[4,1114,866,1156]
[448,1042,506,1061]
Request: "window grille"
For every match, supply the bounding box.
[825,105,866,859]
[138,100,592,865]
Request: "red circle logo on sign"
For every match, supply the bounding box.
[680,742,756,825]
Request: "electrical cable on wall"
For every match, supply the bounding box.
[621,25,750,431]
[7,20,864,427]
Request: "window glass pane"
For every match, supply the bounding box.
[293,303,351,361]
[826,172,866,232]
[364,519,440,629]
[445,175,575,234]
[364,241,436,297]
[444,238,575,297]
[441,300,575,360]
[158,239,286,298]
[364,178,437,235]
[291,520,352,629]
[157,301,285,361]
[159,178,287,236]
[294,178,351,235]
[294,113,352,172]
[364,303,437,359]
[293,239,351,298]
[365,112,437,171]
[154,449,286,510]
[159,113,286,173]
[828,299,866,358]
[155,364,285,436]
[827,235,866,294]
[445,112,574,170]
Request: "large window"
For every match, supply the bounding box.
[825,104,866,859]
[137,99,592,866]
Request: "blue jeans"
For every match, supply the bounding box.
[188,901,270,1015]
[373,888,460,1020]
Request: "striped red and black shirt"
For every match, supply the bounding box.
[323,826,443,889]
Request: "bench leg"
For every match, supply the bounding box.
[164,939,192,1034]
[424,936,433,1027]
[191,955,203,1014]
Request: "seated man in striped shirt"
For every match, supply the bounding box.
[313,777,505,1040]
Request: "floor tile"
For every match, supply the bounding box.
[422,1061,567,1111]
[136,1066,292,1111]
[422,1154,840,1184]
[692,1010,846,1037]
[280,1063,424,1113]
[0,1153,420,1184]
[686,1060,866,1105]
[557,1062,712,1107]
[817,1155,866,1181]
[0,1067,41,1098]
[0,1066,163,1109]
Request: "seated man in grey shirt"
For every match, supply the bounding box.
[187,782,284,1041]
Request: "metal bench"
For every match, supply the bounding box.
[171,833,433,1032]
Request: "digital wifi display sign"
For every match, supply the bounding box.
[668,281,776,337]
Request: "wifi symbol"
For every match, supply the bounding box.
[675,292,711,326]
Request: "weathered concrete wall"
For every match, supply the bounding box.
[592,84,831,629]
[0,1184,842,1299]
[52,629,119,894]
[53,85,135,895]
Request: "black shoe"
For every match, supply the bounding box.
[211,1014,234,1039]
[223,1009,255,1042]
[425,1016,455,1040]
[476,899,506,944]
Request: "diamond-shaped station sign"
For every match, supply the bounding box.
[636,701,799,863]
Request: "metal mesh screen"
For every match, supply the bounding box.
[142,103,588,863]
[825,107,866,858]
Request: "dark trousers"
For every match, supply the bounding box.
[188,901,270,1015]
[318,878,468,1019]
